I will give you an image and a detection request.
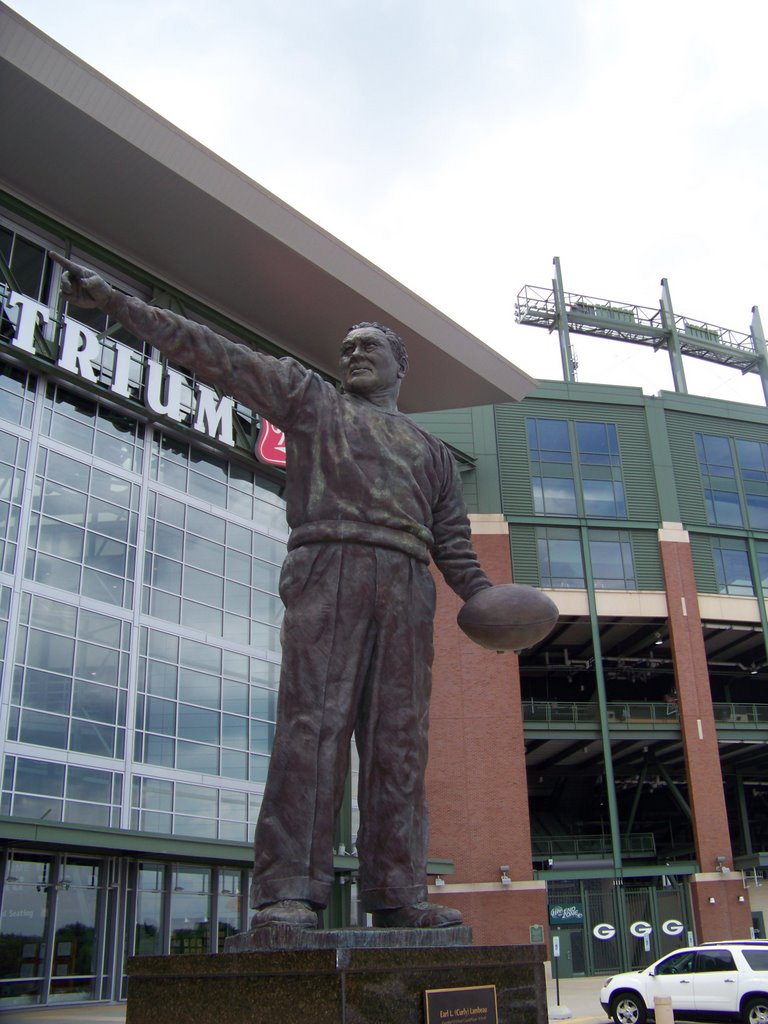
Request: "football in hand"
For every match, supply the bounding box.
[457,584,559,652]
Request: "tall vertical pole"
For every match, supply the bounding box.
[552,257,577,383]
[580,526,623,876]
[750,306,768,407]
[659,279,688,394]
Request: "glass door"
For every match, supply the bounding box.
[0,853,52,1008]
[170,866,211,955]
[48,858,104,1004]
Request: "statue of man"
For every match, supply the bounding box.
[51,253,494,930]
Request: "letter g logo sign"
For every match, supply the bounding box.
[593,923,616,940]
[630,921,652,938]
[662,920,684,936]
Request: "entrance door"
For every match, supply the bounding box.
[0,854,52,1009]
[48,858,104,1004]
[553,928,586,978]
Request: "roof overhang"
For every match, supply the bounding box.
[0,5,535,413]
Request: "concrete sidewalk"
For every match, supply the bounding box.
[0,1007,125,1024]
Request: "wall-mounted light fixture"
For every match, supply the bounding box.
[708,897,716,904]
[500,865,512,886]
[715,856,730,874]
[434,876,445,888]
[739,896,746,903]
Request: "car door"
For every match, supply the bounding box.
[692,950,740,1014]
[646,951,698,1013]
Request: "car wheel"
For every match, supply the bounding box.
[743,996,768,1024]
[610,992,647,1024]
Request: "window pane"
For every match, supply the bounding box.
[537,477,577,515]
[146,696,176,735]
[72,680,117,723]
[583,479,626,518]
[705,488,743,527]
[15,757,65,796]
[746,492,768,530]
[697,433,734,476]
[22,669,71,714]
[576,422,620,465]
[19,709,69,748]
[177,705,219,743]
[589,536,635,589]
[714,541,753,595]
[737,439,768,480]
[528,418,571,460]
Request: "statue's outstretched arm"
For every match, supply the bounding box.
[49,252,310,423]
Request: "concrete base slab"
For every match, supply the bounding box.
[549,1003,573,1019]
[126,943,547,1024]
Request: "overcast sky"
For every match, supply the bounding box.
[7,0,768,405]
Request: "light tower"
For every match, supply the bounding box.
[516,257,768,404]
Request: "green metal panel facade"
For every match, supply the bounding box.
[495,393,660,523]
[494,386,664,590]
[508,523,539,585]
[411,406,502,514]
[664,404,768,593]
[416,384,768,595]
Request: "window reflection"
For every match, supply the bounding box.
[134,864,164,957]
[713,538,753,595]
[528,417,627,519]
[0,854,51,1008]
[217,870,243,952]
[537,527,636,590]
[12,596,130,761]
[170,867,211,955]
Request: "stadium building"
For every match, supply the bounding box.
[1,2,767,1010]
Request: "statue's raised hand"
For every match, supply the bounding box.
[49,252,112,309]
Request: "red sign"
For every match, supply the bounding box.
[257,419,287,466]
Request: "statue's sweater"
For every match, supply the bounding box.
[104,292,491,602]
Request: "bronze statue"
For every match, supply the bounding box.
[51,253,494,930]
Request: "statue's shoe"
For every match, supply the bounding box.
[371,901,463,928]
[250,899,318,929]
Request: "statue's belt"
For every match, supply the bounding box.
[287,521,431,564]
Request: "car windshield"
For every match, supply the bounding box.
[743,950,768,971]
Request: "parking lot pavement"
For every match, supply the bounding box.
[547,973,612,1023]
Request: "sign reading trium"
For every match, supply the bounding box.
[424,985,498,1024]
[3,289,288,468]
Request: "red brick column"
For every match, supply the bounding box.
[658,523,752,939]
[426,517,547,946]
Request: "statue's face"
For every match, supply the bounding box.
[339,327,405,398]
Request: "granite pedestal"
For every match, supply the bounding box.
[126,931,547,1024]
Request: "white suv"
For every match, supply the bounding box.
[600,943,768,1024]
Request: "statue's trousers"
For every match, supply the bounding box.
[249,541,436,912]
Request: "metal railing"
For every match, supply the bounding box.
[711,703,768,726]
[523,700,768,730]
[523,701,679,727]
[531,833,656,860]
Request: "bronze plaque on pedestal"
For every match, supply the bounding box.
[424,984,498,1024]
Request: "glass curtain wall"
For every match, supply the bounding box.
[0,217,287,1006]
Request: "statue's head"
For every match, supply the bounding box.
[339,322,408,405]
[348,322,409,375]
